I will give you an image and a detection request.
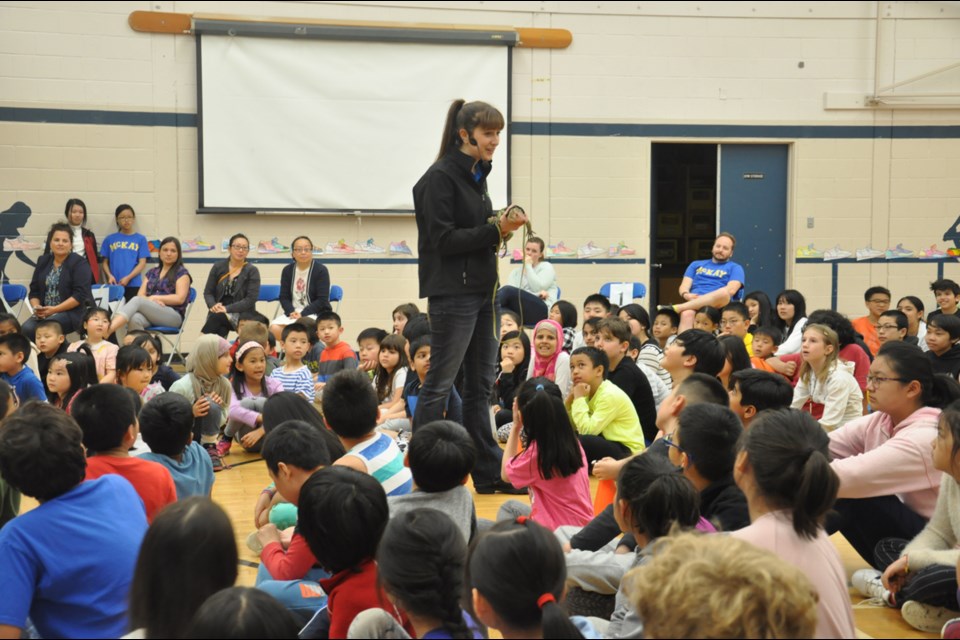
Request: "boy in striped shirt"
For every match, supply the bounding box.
[324,369,412,496]
[269,323,315,402]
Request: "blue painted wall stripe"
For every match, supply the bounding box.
[1,107,958,139]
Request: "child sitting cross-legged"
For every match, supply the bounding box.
[138,392,215,500]
[254,420,338,622]
[388,420,478,543]
[269,322,316,403]
[0,332,46,403]
[116,344,163,404]
[499,378,593,530]
[297,466,415,639]
[45,348,97,411]
[325,369,413,497]
[0,402,148,638]
[218,341,283,456]
[72,385,177,523]
[67,307,118,383]
[315,311,359,390]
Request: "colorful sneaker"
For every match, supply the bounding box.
[2,236,41,251]
[257,239,281,254]
[856,246,885,261]
[900,601,958,634]
[548,240,577,258]
[147,239,161,253]
[389,240,413,256]
[354,238,385,254]
[312,245,324,257]
[851,569,891,604]
[796,244,824,258]
[215,437,232,458]
[246,530,263,555]
[203,443,227,472]
[269,237,290,252]
[182,238,215,253]
[512,248,523,261]
[823,246,853,261]
[942,617,960,639]
[608,242,636,257]
[577,242,605,259]
[885,243,916,259]
[919,244,949,259]
[949,248,960,257]
[325,239,355,254]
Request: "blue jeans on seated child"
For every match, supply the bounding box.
[256,563,329,623]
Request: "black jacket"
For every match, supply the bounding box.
[279,260,331,317]
[700,476,750,532]
[29,252,94,327]
[203,260,261,314]
[929,343,960,379]
[608,360,658,445]
[413,150,501,298]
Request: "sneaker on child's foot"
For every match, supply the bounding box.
[851,568,891,604]
[901,600,959,634]
[204,443,227,472]
[246,530,263,555]
[216,438,232,458]
[942,616,960,639]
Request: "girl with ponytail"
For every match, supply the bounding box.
[497,377,593,529]
[354,508,481,639]
[468,517,587,639]
[733,409,856,639]
[412,99,528,493]
[828,341,960,569]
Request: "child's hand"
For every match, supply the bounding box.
[256,523,283,549]
[592,457,621,480]
[241,427,265,449]
[500,358,515,374]
[538,290,548,300]
[882,556,909,593]
[193,396,210,417]
[359,359,377,372]
[572,382,590,399]
[208,393,223,406]
[280,526,295,548]
[314,381,325,392]
[106,275,117,285]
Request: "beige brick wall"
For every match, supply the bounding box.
[1,1,959,349]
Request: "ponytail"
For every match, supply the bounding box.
[468,518,583,639]
[435,99,505,161]
[378,509,472,640]
[618,455,700,538]
[741,409,838,539]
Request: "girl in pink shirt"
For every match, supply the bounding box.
[499,377,593,530]
[733,408,856,639]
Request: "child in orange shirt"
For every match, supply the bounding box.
[750,326,790,379]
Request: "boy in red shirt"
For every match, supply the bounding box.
[72,385,176,522]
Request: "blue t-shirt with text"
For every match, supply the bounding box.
[101,232,151,287]
[684,258,745,295]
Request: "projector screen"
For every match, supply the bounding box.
[198,35,511,213]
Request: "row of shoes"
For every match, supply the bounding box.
[511,241,637,260]
[796,244,959,261]
[145,237,415,256]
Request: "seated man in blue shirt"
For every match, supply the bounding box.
[672,232,745,332]
[0,402,148,639]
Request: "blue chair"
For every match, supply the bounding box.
[258,283,282,319]
[330,285,343,313]
[599,282,646,305]
[147,287,197,365]
[91,284,125,314]
[1,283,31,320]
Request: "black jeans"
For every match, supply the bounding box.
[496,286,548,326]
[874,537,959,609]
[413,293,502,488]
[201,312,234,338]
[825,495,928,569]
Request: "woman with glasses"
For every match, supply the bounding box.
[828,341,960,570]
[269,236,330,341]
[201,233,260,338]
[108,237,192,339]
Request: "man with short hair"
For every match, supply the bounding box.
[671,232,745,332]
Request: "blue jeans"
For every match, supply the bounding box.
[413,293,502,487]
[496,286,548,326]
[256,562,328,622]
[23,312,78,341]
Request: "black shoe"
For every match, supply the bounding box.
[474,480,527,495]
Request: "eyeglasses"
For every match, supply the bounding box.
[663,432,692,461]
[866,375,908,386]
[877,324,900,331]
[868,298,891,305]
[231,244,250,251]
[720,319,744,327]
[292,247,313,253]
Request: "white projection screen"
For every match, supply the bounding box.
[198,35,511,213]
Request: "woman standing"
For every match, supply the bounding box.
[496,236,558,326]
[268,236,331,341]
[201,233,260,337]
[44,198,101,283]
[108,237,192,338]
[412,99,526,494]
[23,223,93,340]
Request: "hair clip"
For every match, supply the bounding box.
[535,384,544,392]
